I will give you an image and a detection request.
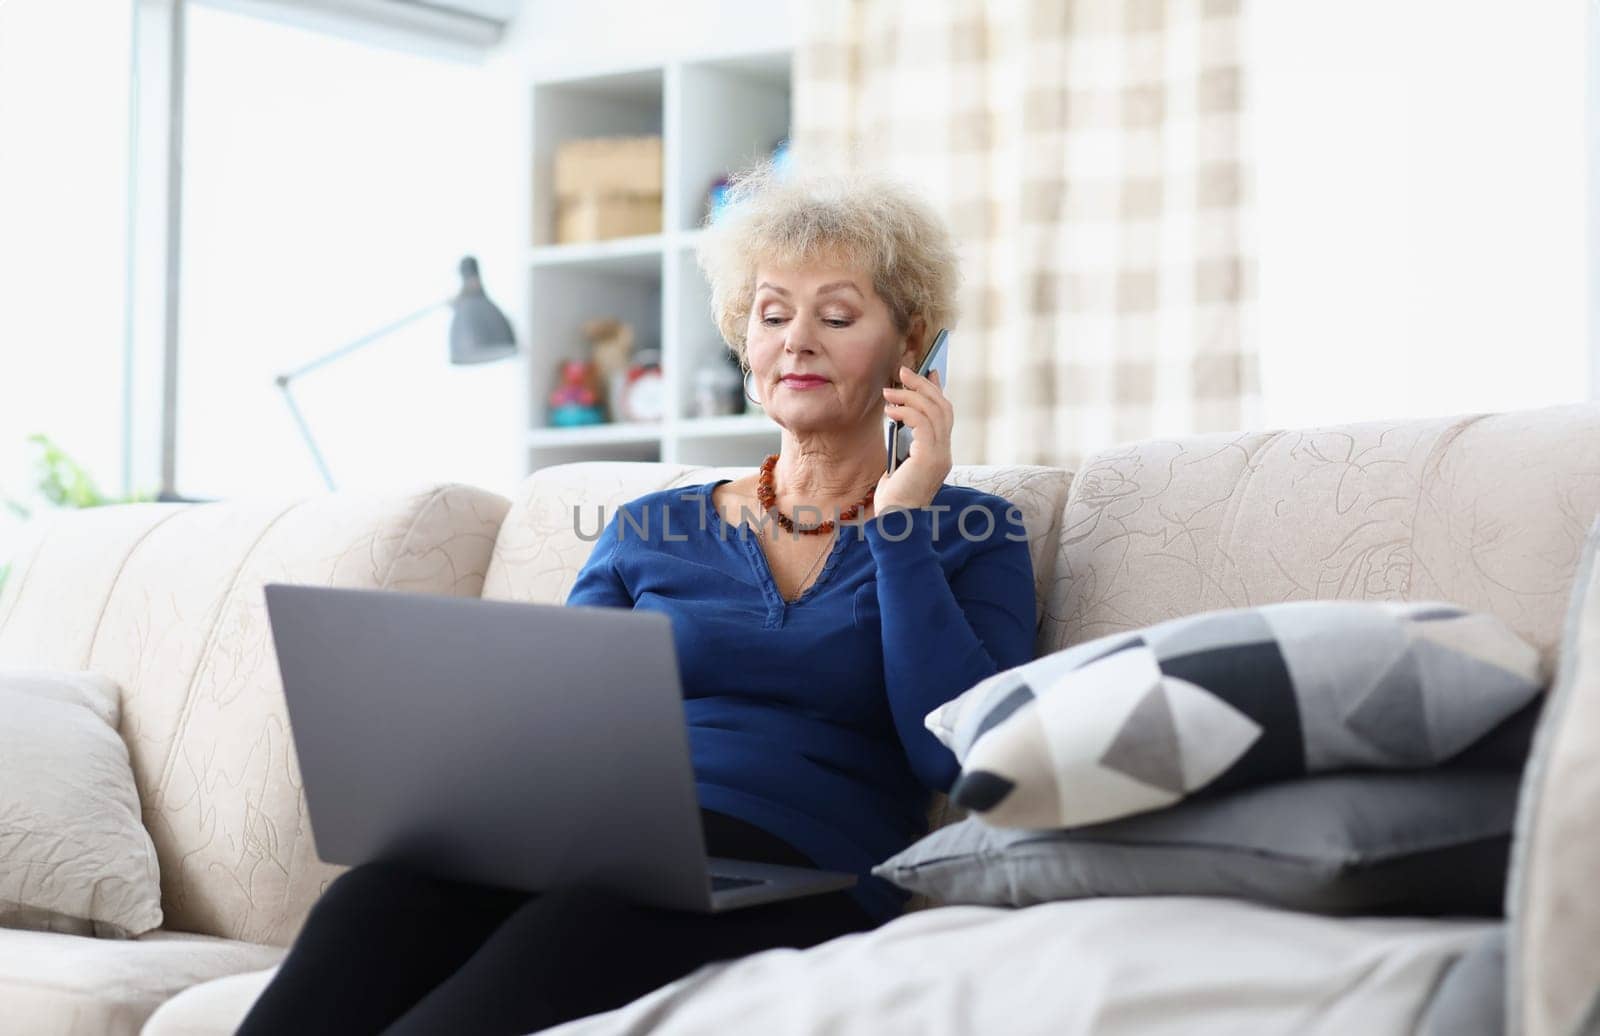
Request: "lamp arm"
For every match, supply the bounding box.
[274,298,451,386]
[270,294,451,492]
[276,379,337,491]
[271,297,451,492]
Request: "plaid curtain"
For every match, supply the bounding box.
[792,0,1260,470]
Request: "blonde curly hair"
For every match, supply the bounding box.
[695,160,961,372]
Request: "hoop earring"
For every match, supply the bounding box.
[743,370,762,406]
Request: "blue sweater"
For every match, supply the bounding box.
[564,478,1037,924]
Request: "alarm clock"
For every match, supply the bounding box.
[620,349,665,422]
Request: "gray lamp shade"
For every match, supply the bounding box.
[449,255,518,364]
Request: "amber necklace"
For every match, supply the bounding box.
[755,452,876,535]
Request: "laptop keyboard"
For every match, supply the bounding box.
[710,874,768,892]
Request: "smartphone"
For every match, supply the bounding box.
[885,328,950,475]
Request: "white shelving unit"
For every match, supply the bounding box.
[523,48,791,472]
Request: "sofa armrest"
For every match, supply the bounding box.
[0,483,511,945]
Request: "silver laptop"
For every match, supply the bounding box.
[262,583,857,913]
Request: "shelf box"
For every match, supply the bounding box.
[554,135,663,196]
[556,194,661,245]
[531,69,664,249]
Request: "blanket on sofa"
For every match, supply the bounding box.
[539,896,1496,1036]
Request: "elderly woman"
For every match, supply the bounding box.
[237,164,1037,1036]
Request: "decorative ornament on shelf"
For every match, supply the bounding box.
[547,360,606,427]
[618,347,665,422]
[692,350,746,418]
[581,317,635,421]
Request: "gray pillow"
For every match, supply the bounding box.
[926,599,1546,829]
[873,769,1519,916]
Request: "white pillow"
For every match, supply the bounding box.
[0,668,162,938]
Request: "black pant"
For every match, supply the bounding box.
[235,808,879,1035]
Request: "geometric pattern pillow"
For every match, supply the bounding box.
[928,600,1546,829]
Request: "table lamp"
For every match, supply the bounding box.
[274,256,518,490]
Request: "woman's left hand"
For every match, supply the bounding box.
[876,365,953,513]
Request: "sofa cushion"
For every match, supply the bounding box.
[0,668,163,938]
[931,599,1543,828]
[141,965,279,1036]
[1507,512,1600,1036]
[0,484,510,945]
[0,925,282,1036]
[872,768,1519,915]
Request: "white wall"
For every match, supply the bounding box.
[1250,0,1591,429]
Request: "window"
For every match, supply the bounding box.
[176,4,523,500]
[0,2,133,550]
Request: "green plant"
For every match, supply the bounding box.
[0,433,157,598]
[13,433,156,513]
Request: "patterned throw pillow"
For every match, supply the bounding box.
[928,600,1546,829]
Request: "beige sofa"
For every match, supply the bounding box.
[0,400,1594,1035]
